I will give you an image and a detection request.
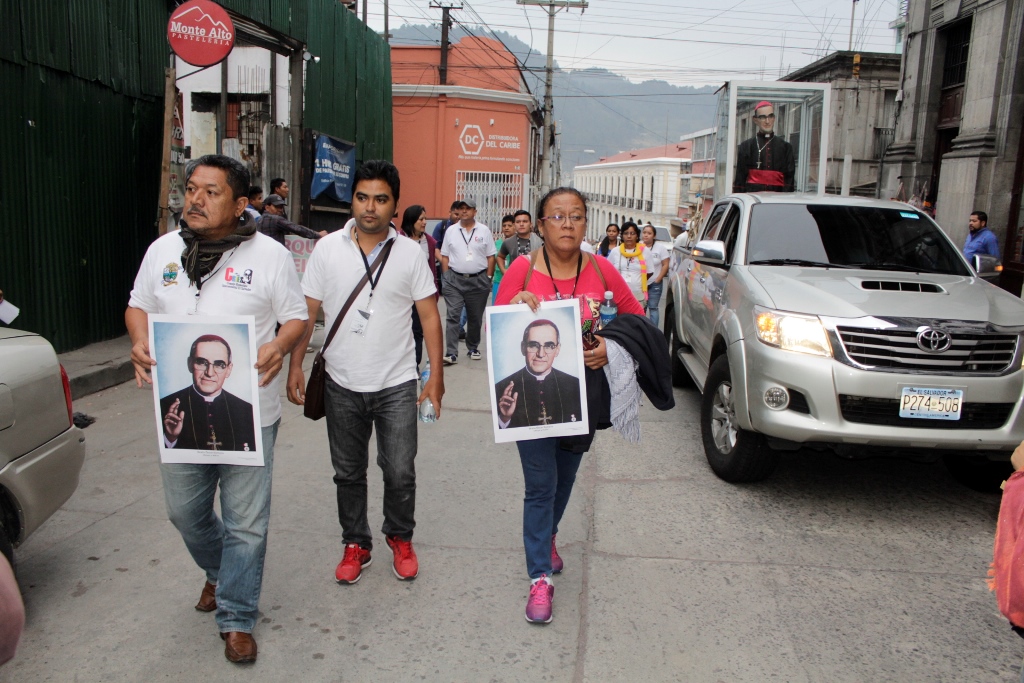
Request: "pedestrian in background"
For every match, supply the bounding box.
[257,194,326,246]
[440,198,495,364]
[496,209,544,274]
[125,154,308,664]
[607,222,649,313]
[493,214,515,303]
[495,187,643,624]
[964,210,1000,260]
[640,225,670,327]
[245,186,263,222]
[400,204,439,368]
[287,160,444,586]
[598,223,619,257]
[269,177,289,200]
[432,200,468,339]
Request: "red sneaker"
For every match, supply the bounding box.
[385,536,419,580]
[335,543,372,584]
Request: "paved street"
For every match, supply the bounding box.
[3,342,1022,682]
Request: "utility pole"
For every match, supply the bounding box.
[430,2,462,86]
[518,0,588,195]
[848,0,860,51]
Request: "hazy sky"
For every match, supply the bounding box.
[365,0,903,86]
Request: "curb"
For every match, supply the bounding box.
[68,360,135,400]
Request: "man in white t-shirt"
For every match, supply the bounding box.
[125,154,308,665]
[287,160,444,586]
[439,198,496,363]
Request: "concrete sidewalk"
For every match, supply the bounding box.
[59,335,134,400]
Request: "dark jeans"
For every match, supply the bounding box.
[441,270,489,357]
[516,437,584,578]
[324,376,418,549]
[411,305,424,367]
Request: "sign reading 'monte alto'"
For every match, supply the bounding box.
[167,0,235,67]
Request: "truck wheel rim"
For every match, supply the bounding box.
[710,381,738,454]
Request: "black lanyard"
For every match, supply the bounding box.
[542,247,582,301]
[356,234,395,294]
[459,227,476,246]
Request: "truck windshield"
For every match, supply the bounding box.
[746,204,972,276]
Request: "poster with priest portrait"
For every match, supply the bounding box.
[148,314,264,466]
[486,299,589,444]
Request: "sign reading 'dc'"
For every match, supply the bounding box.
[459,124,485,156]
[167,0,235,67]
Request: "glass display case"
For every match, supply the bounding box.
[713,81,831,199]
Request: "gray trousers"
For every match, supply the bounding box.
[441,269,490,356]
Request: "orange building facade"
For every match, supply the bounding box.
[391,37,539,231]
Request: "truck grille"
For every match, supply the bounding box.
[835,326,1018,374]
[838,395,1013,429]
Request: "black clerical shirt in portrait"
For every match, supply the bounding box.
[495,367,582,429]
[160,385,257,451]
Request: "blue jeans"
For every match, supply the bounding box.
[516,437,584,578]
[160,420,279,634]
[647,281,663,327]
[324,376,418,549]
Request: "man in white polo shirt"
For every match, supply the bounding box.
[125,154,308,665]
[440,198,496,364]
[287,160,444,585]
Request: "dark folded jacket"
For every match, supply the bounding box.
[597,314,675,411]
[557,314,675,454]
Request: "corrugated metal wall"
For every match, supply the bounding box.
[0,0,163,353]
[0,0,391,352]
[304,0,393,162]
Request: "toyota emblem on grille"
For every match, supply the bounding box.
[917,328,952,353]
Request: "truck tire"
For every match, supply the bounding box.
[664,307,690,388]
[701,355,778,482]
[0,521,12,570]
[942,453,1013,494]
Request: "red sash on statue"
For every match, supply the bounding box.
[746,169,784,188]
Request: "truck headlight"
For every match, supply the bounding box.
[754,306,832,357]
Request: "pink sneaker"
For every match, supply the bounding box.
[551,535,563,574]
[525,576,554,624]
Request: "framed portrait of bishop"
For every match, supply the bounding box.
[485,299,589,444]
[148,314,264,466]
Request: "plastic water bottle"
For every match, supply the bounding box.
[418,398,437,423]
[599,291,617,327]
[419,361,430,392]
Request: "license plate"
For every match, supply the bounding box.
[899,387,963,420]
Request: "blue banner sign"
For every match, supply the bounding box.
[311,134,356,202]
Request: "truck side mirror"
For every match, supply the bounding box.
[693,240,727,266]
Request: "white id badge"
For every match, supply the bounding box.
[350,308,372,335]
[464,252,474,262]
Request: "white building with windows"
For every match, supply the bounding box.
[572,142,691,241]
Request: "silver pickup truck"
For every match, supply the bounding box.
[665,193,1024,489]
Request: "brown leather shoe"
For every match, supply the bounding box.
[220,631,257,663]
[195,581,216,612]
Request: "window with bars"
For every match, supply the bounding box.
[942,21,971,89]
[455,171,524,233]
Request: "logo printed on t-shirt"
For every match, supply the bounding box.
[223,267,254,291]
[162,263,180,286]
